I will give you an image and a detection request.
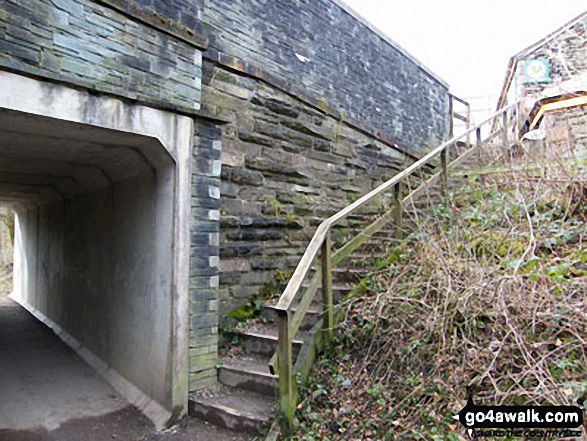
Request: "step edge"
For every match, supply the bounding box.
[220,363,277,379]
[232,329,304,345]
[263,304,321,315]
[189,397,273,423]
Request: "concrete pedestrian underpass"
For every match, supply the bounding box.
[0,71,193,429]
[0,295,130,432]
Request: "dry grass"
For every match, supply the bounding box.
[294,146,587,440]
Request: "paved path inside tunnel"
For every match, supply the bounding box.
[0,295,252,441]
[0,294,131,432]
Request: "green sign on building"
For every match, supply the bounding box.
[523,59,550,84]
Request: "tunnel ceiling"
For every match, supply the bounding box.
[0,109,173,210]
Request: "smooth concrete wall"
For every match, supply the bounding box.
[1,70,194,427]
[13,169,175,408]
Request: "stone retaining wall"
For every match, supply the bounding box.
[102,0,450,154]
[515,13,587,164]
[189,121,223,389]
[200,0,449,153]
[1,0,451,391]
[0,0,213,391]
[202,62,422,315]
[541,108,587,157]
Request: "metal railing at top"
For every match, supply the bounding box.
[270,99,523,436]
[449,93,472,143]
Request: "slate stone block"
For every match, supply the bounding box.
[0,0,203,115]
[221,166,264,186]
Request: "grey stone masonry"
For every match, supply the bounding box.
[202,0,451,153]
[516,14,587,97]
[0,0,219,396]
[514,13,587,160]
[102,0,450,155]
[1,0,452,393]
[201,61,422,316]
[542,108,587,157]
[110,0,207,42]
[0,0,202,114]
[189,121,222,390]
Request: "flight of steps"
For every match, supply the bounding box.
[187,155,473,436]
[188,231,400,437]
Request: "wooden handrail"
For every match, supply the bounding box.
[273,101,517,312]
[525,91,587,133]
[272,98,523,436]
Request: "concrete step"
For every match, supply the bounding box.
[332,267,369,283]
[189,384,275,436]
[307,265,367,279]
[229,324,304,357]
[219,353,278,396]
[337,253,391,271]
[304,267,360,287]
[332,266,369,276]
[261,302,321,330]
[299,281,356,304]
[300,280,355,294]
[347,252,389,262]
[312,266,369,283]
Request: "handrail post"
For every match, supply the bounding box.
[502,110,510,151]
[512,106,518,139]
[321,232,333,343]
[440,147,448,193]
[393,182,402,239]
[277,309,294,436]
[267,99,527,437]
[465,101,471,149]
[476,127,482,162]
[512,105,522,153]
[515,101,522,139]
[448,94,454,139]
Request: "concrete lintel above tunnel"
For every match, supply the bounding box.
[0,70,193,428]
[0,109,174,207]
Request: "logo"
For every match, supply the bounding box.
[454,386,584,438]
[523,59,550,84]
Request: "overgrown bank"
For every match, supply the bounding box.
[294,158,587,440]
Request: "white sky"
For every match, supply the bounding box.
[340,0,586,120]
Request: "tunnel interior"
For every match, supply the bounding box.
[0,107,180,424]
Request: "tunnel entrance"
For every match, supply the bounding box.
[0,71,193,428]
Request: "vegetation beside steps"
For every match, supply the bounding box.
[189,252,371,437]
[190,103,516,438]
[292,155,587,439]
[189,101,586,439]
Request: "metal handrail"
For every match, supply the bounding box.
[271,99,522,436]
